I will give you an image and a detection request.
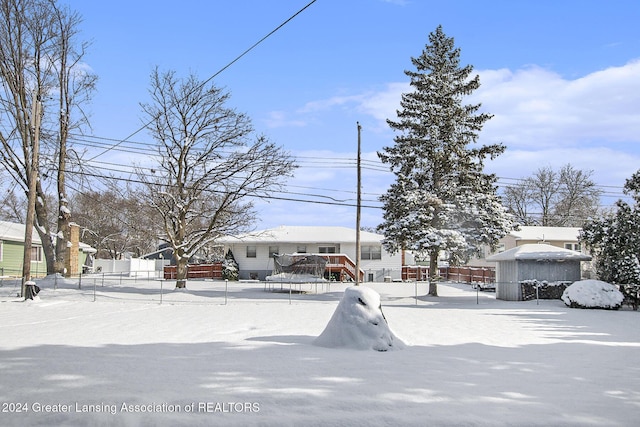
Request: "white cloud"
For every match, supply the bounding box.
[307,60,640,150]
[472,60,640,148]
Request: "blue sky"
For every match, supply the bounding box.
[65,0,640,230]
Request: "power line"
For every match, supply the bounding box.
[85,0,318,163]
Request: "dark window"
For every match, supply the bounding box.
[246,246,257,258]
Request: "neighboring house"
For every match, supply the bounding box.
[486,243,592,300]
[219,225,411,282]
[470,226,584,268]
[0,220,96,278]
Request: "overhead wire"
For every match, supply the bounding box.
[85,0,318,163]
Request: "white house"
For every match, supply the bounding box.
[219,225,411,282]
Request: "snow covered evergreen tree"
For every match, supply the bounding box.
[377,25,515,296]
[581,171,640,288]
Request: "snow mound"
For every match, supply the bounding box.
[35,273,77,289]
[313,286,406,351]
[561,280,624,310]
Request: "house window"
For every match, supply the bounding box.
[296,245,307,253]
[564,243,581,252]
[319,246,336,254]
[246,245,256,258]
[361,245,382,260]
[31,246,42,262]
[269,246,279,257]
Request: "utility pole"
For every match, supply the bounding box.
[355,122,362,286]
[21,95,41,298]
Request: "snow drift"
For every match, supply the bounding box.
[313,286,406,351]
[561,279,624,309]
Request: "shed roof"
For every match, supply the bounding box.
[510,226,581,242]
[220,225,383,244]
[486,243,591,262]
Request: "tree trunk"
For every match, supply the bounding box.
[175,258,188,289]
[34,182,56,276]
[428,250,439,297]
[54,198,71,275]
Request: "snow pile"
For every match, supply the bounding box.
[561,279,624,309]
[35,273,78,289]
[314,286,406,351]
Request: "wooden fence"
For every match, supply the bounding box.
[402,265,495,284]
[163,263,223,280]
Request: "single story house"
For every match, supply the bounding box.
[0,220,95,278]
[486,243,592,301]
[219,225,412,282]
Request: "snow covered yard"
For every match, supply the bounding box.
[0,278,638,426]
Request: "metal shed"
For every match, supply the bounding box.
[486,243,592,301]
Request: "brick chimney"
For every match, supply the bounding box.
[65,223,80,277]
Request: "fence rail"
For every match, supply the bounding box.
[0,271,433,306]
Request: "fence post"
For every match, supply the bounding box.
[225,279,228,305]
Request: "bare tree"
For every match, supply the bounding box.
[527,166,560,226]
[0,0,96,276]
[139,69,295,288]
[503,164,602,226]
[71,188,160,259]
[0,184,25,223]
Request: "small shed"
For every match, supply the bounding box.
[486,243,592,301]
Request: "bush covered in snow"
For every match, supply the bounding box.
[561,280,624,310]
[314,286,406,351]
[221,249,239,281]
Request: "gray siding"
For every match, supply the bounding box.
[496,260,521,301]
[496,259,582,301]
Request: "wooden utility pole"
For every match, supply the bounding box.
[21,96,41,298]
[355,122,362,286]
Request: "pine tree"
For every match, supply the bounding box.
[581,171,640,289]
[378,26,515,296]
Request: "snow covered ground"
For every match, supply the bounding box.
[1,276,638,426]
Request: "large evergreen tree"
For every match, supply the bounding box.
[581,171,640,287]
[378,25,514,296]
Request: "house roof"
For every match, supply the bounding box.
[0,220,96,253]
[220,225,384,244]
[0,220,41,243]
[486,243,591,262]
[510,226,581,242]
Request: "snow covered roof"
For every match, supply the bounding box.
[0,220,95,253]
[510,226,581,242]
[486,243,591,262]
[0,220,41,243]
[220,225,384,244]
